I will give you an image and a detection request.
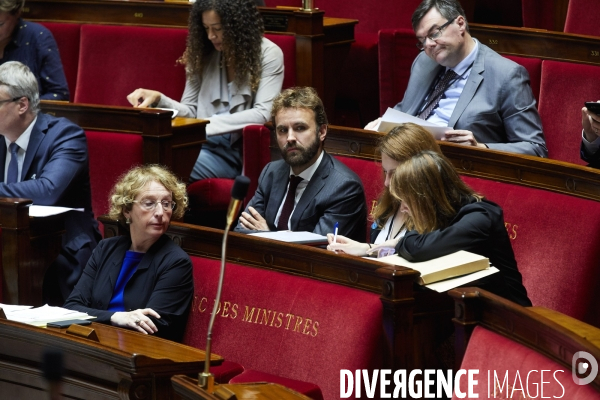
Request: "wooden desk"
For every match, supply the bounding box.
[324,125,600,202]
[24,1,356,118]
[40,101,208,182]
[0,318,221,399]
[0,199,64,306]
[172,375,312,400]
[470,23,600,67]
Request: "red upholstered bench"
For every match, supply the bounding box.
[74,25,187,106]
[461,175,600,327]
[451,288,600,398]
[183,257,384,400]
[38,22,81,102]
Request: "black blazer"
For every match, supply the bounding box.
[395,198,531,307]
[64,235,194,342]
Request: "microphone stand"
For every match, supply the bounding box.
[199,176,250,393]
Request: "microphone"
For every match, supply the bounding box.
[225,175,251,230]
[42,348,63,400]
[200,175,250,392]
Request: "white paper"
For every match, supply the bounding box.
[156,108,179,119]
[425,266,500,293]
[249,231,328,244]
[0,303,33,312]
[4,304,94,326]
[377,107,450,140]
[28,205,84,217]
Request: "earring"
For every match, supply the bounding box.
[125,217,131,225]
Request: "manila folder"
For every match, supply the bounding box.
[376,250,490,285]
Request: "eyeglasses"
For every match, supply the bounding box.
[133,199,176,211]
[416,17,456,50]
[0,97,22,106]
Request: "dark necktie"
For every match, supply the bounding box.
[277,175,303,230]
[418,69,458,120]
[6,142,19,183]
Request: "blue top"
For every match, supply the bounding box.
[1,19,69,100]
[108,251,144,311]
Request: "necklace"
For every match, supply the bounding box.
[386,210,405,241]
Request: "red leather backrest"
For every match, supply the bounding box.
[462,176,600,327]
[334,155,384,239]
[539,60,600,165]
[504,55,542,104]
[264,33,296,89]
[378,29,420,114]
[38,22,81,102]
[455,326,599,399]
[75,25,187,106]
[184,258,384,400]
[85,131,144,221]
[564,0,600,36]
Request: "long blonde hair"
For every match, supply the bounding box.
[389,151,482,233]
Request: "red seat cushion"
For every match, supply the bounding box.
[75,25,187,106]
[187,178,234,210]
[230,369,323,400]
[184,258,384,400]
[455,326,600,399]
[210,360,244,384]
[38,22,80,102]
[462,176,600,327]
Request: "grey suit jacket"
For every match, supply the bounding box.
[394,40,547,157]
[236,152,367,242]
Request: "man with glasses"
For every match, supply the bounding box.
[0,61,101,303]
[366,0,547,157]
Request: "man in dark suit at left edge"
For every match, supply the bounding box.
[0,61,101,303]
[236,86,367,241]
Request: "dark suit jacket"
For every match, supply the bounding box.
[395,198,531,307]
[237,151,367,242]
[581,141,600,167]
[0,113,101,300]
[394,40,547,157]
[64,235,194,342]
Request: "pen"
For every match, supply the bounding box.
[333,222,339,244]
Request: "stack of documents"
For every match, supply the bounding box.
[248,231,328,246]
[0,304,94,327]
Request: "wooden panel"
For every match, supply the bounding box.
[450,288,600,391]
[40,101,207,182]
[323,125,600,202]
[100,216,454,372]
[470,23,600,66]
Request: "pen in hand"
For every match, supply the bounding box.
[333,222,339,244]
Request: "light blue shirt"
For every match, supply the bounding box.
[4,116,37,182]
[427,39,479,127]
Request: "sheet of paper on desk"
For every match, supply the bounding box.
[248,231,328,245]
[377,107,449,140]
[425,266,499,293]
[29,205,84,217]
[3,304,95,326]
[156,108,179,118]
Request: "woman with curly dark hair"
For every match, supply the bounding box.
[127,0,283,183]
